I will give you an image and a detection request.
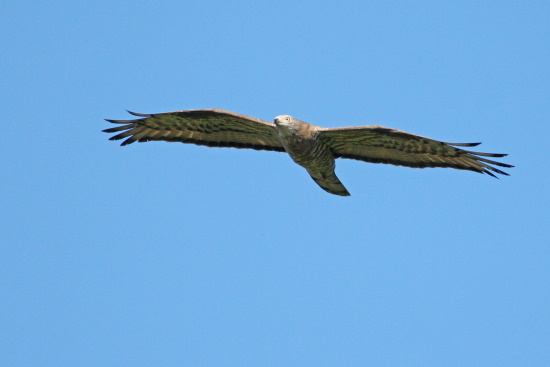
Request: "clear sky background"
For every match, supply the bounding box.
[1,1,548,366]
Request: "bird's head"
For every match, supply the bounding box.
[274,115,302,133]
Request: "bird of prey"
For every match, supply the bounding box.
[103,109,513,196]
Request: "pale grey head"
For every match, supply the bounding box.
[274,115,304,135]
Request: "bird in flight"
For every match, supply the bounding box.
[104,109,513,196]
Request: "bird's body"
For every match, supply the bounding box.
[104,109,513,196]
[274,115,350,195]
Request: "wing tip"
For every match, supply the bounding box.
[105,118,130,124]
[120,139,135,146]
[126,110,151,117]
[480,164,512,178]
[446,142,482,147]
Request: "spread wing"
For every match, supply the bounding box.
[318,125,513,177]
[103,109,285,152]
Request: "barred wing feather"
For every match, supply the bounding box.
[318,125,513,177]
[104,109,285,152]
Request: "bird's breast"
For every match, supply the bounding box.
[278,133,334,170]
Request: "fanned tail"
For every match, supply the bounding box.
[308,170,350,196]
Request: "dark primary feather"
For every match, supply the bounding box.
[318,125,513,178]
[103,109,285,152]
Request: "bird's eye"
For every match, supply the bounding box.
[285,117,291,122]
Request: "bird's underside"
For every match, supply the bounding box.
[104,108,513,196]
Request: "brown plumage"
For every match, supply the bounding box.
[104,108,513,196]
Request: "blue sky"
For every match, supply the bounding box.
[1,1,548,366]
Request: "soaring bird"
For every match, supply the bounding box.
[103,109,513,196]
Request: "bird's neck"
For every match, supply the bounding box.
[276,123,299,137]
[276,120,317,138]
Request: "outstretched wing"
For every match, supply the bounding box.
[318,125,513,177]
[104,109,285,152]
